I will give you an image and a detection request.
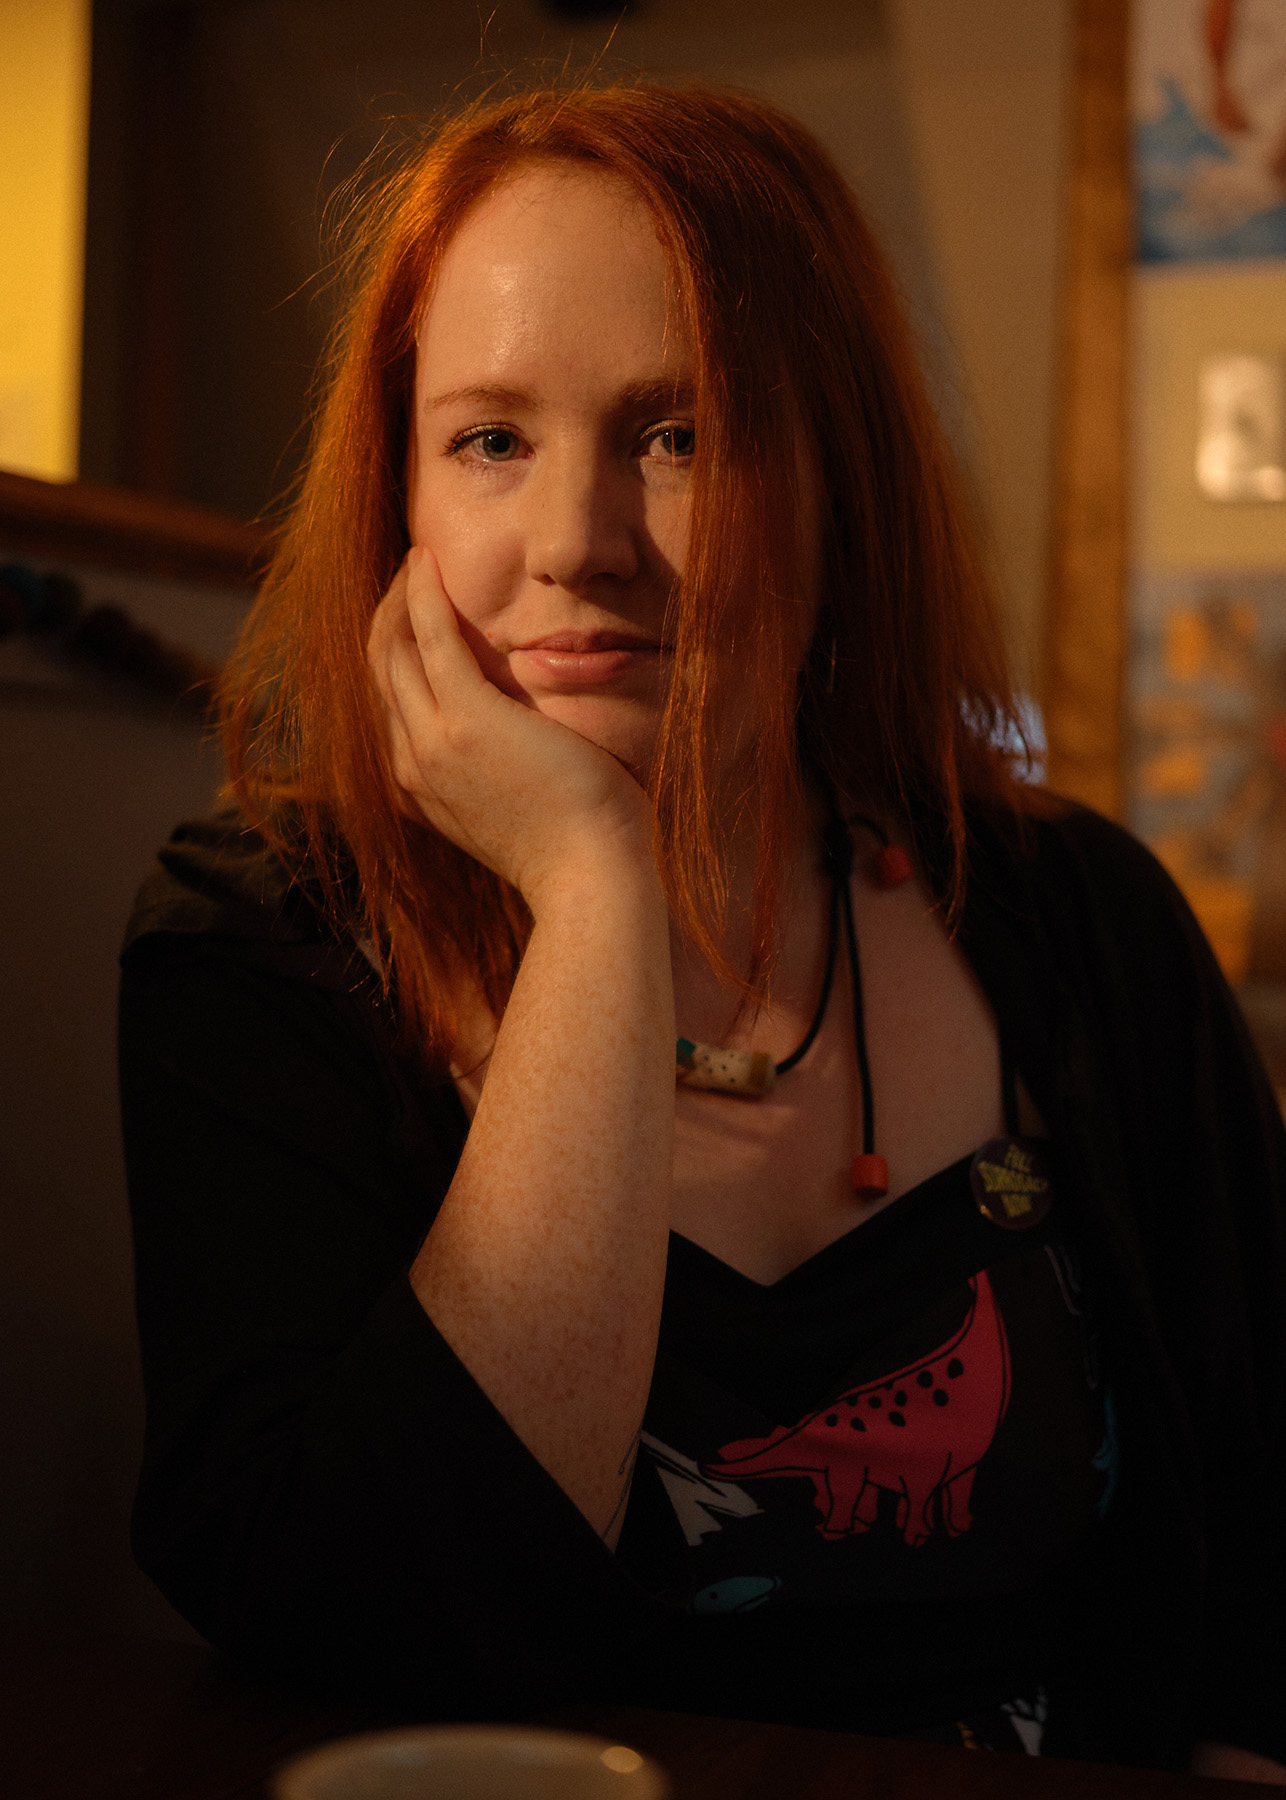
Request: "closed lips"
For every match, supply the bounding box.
[515,632,661,653]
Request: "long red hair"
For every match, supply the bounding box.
[220,80,1032,1067]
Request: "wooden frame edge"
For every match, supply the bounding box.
[0,469,273,589]
[1044,0,1132,818]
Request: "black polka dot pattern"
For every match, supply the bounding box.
[701,1272,1011,1550]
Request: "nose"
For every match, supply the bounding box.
[523,448,640,591]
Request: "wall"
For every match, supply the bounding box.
[0,569,244,1637]
[889,0,1072,688]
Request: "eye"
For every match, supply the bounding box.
[449,426,524,464]
[476,428,520,461]
[645,423,695,463]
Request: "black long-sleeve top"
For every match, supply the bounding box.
[118,804,1286,1768]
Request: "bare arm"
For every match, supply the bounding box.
[412,861,672,1545]
[1191,1743,1286,1785]
[368,550,675,1545]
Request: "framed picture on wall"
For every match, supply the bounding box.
[1126,0,1286,1095]
[1134,0,1286,264]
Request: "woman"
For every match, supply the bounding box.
[119,83,1286,1776]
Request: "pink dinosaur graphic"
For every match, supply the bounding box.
[704,1271,1011,1548]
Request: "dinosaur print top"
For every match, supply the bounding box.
[616,1140,1117,1741]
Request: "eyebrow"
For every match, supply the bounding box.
[426,378,695,414]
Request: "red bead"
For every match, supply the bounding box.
[874,845,914,888]
[851,1153,889,1199]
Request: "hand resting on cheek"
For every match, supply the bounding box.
[367,546,659,911]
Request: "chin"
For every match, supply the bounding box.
[535,695,659,781]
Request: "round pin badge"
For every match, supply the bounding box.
[970,1135,1052,1230]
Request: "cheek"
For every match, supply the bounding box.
[453,609,525,696]
[645,485,691,580]
[410,478,512,624]
[408,477,526,694]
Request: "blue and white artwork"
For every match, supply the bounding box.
[1134,0,1286,263]
[1128,568,1286,985]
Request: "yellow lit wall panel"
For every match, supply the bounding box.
[0,0,90,480]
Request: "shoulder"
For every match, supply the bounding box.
[121,809,368,990]
[1024,799,1184,900]
[968,795,1209,971]
[956,795,1248,1096]
[962,798,1286,1270]
[124,809,294,947]
[119,815,466,1173]
[121,809,377,1088]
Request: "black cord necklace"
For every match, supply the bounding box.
[674,814,912,1199]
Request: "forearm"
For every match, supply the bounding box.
[410,855,674,1541]
[122,944,660,1702]
[1191,1743,1286,1785]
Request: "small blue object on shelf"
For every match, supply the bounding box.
[0,561,83,633]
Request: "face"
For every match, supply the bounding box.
[407,164,694,778]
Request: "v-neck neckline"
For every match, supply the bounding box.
[666,1150,978,1294]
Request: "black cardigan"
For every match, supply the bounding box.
[117,805,1286,1768]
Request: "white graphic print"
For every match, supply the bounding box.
[641,1432,763,1546]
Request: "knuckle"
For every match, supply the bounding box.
[439,714,476,759]
[389,740,415,787]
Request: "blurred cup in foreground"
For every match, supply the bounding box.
[273,1724,670,1800]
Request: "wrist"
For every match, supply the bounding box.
[521,820,663,923]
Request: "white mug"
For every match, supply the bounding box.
[273,1724,671,1800]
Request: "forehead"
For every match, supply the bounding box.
[416,164,691,393]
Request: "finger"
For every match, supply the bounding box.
[384,596,444,737]
[403,545,490,709]
[379,642,447,811]
[366,556,411,671]
[369,569,438,724]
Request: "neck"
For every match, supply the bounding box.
[669,786,832,1052]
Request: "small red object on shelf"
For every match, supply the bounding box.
[873,845,914,888]
[851,1153,889,1199]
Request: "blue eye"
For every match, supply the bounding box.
[475,429,520,461]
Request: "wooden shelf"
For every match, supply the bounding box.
[0,469,273,588]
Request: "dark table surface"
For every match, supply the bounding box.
[0,1630,1270,1800]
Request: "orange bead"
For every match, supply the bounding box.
[851,1153,889,1199]
[874,845,913,888]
